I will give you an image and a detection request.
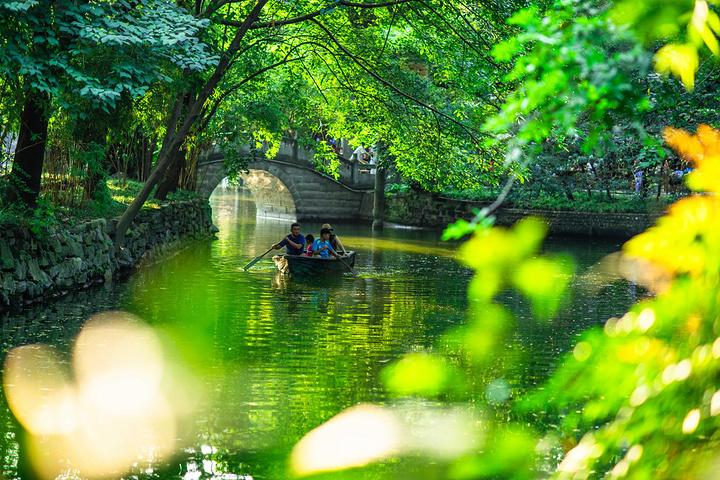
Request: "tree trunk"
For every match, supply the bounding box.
[113,0,269,247]
[154,142,185,200]
[136,134,156,182]
[8,91,50,208]
[155,91,196,200]
[372,167,387,230]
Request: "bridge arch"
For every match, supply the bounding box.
[196,144,375,222]
[239,168,297,220]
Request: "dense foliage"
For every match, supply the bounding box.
[4,0,720,479]
[0,0,215,208]
[284,1,720,479]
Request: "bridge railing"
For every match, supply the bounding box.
[243,138,376,190]
[197,137,377,191]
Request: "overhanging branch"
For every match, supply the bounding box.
[217,0,415,29]
[310,18,487,141]
[200,53,306,130]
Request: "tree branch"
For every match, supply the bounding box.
[377,2,398,61]
[202,0,237,18]
[200,54,305,130]
[217,0,415,29]
[410,0,498,68]
[338,0,413,7]
[115,0,270,245]
[310,18,487,141]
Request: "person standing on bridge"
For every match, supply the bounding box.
[321,223,347,256]
[272,223,305,255]
[352,144,367,163]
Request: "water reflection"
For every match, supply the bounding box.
[0,185,638,479]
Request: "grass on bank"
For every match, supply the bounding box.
[0,179,199,233]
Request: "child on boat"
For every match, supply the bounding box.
[312,228,335,258]
[305,234,315,257]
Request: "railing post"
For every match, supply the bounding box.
[351,157,359,184]
[373,142,387,230]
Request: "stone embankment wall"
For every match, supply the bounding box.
[385,193,663,238]
[0,198,217,311]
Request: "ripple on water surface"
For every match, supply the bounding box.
[0,187,637,480]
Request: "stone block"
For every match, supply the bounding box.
[66,238,84,258]
[1,272,14,295]
[15,280,27,294]
[13,259,27,280]
[48,264,63,279]
[27,259,52,287]
[56,276,74,289]
[0,240,14,270]
[66,255,80,270]
[26,282,43,299]
[95,252,109,266]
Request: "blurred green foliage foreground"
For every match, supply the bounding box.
[286,124,720,480]
[8,124,720,479]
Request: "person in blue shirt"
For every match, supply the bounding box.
[312,228,335,258]
[272,223,305,255]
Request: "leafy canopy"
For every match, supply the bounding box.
[0,0,217,113]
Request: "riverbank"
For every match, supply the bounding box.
[384,192,664,238]
[0,198,217,312]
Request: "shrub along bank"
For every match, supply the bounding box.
[0,198,217,311]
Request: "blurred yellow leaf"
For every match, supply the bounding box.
[690,21,720,56]
[654,43,699,89]
[689,0,718,56]
[624,196,720,276]
[512,216,548,257]
[467,270,502,300]
[708,10,720,34]
[459,217,548,303]
[664,126,705,163]
[463,304,514,363]
[459,217,547,272]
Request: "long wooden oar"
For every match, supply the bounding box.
[330,250,358,276]
[243,246,275,270]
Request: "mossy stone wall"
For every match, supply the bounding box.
[0,198,217,311]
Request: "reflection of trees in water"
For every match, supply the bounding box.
[0,200,634,480]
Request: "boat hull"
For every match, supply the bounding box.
[273,251,357,275]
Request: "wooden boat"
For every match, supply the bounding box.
[273,251,357,275]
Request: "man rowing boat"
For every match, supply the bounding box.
[272,223,305,255]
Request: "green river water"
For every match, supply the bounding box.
[0,187,638,480]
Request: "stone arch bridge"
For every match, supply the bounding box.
[196,139,376,222]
